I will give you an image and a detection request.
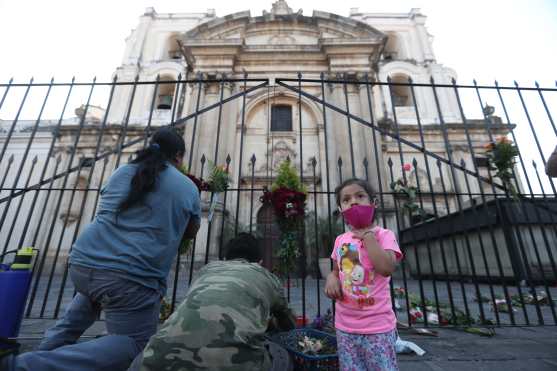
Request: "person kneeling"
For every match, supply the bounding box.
[130,233,295,371]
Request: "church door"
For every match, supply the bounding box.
[256,204,280,272]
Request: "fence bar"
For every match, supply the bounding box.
[203,76,226,265]
[1,78,54,256]
[319,73,336,316]
[490,82,557,324]
[0,75,554,327]
[114,75,140,169]
[188,156,207,286]
[496,82,557,295]
[187,73,203,172]
[513,81,557,194]
[453,79,520,324]
[35,78,97,316]
[17,79,76,251]
[40,157,86,317]
[0,80,269,205]
[274,77,557,92]
[0,78,33,165]
[144,75,160,147]
[170,73,182,123]
[53,75,121,317]
[387,76,433,325]
[234,74,249,236]
[534,81,557,137]
[435,160,472,321]
[218,155,232,260]
[310,157,321,317]
[0,78,14,112]
[275,79,502,190]
[475,81,545,324]
[248,155,256,235]
[387,159,413,325]
[412,160,443,324]
[407,79,444,324]
[297,73,307,326]
[342,74,356,177]
[24,157,61,316]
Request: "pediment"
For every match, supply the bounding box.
[182,10,385,47]
[180,8,386,72]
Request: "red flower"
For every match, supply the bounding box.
[261,187,306,220]
[402,163,412,172]
[484,142,495,151]
[497,136,512,144]
[186,173,208,193]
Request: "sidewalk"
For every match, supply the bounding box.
[14,319,557,370]
[398,326,557,371]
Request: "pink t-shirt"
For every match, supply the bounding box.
[330,228,403,334]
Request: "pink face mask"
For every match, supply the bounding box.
[341,204,375,229]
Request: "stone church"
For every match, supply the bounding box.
[0,1,507,270]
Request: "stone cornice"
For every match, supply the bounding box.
[180,9,387,74]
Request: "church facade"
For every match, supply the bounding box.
[0,1,508,269]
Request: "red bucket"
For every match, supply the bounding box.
[295,316,308,328]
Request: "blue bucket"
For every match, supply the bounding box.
[0,264,32,339]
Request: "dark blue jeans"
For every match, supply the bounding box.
[13,264,161,371]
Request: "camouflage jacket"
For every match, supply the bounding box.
[139,259,295,371]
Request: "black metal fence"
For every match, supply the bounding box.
[0,74,556,329]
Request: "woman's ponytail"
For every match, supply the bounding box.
[118,126,185,213]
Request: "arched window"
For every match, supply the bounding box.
[271,104,292,131]
[390,74,413,107]
[166,34,182,60]
[157,75,176,110]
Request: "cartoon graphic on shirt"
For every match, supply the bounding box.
[350,264,369,295]
[337,241,375,307]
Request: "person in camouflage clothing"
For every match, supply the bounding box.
[130,233,295,371]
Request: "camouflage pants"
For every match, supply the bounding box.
[127,341,293,371]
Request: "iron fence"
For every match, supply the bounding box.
[0,73,556,329]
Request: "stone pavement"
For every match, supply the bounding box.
[14,272,557,370]
[397,326,557,371]
[13,318,557,370]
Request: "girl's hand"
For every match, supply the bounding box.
[324,272,343,300]
[351,226,380,241]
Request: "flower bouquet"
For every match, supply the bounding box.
[390,163,423,217]
[205,162,231,222]
[260,159,307,275]
[270,328,338,370]
[205,162,231,193]
[297,336,336,355]
[484,136,519,198]
[179,162,231,222]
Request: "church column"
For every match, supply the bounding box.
[357,75,388,198]
[325,76,348,186]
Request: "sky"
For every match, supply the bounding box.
[1,0,556,84]
[1,0,557,192]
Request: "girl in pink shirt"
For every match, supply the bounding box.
[325,178,403,371]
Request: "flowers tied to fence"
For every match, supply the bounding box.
[484,136,519,198]
[177,163,231,254]
[260,159,307,275]
[180,162,231,194]
[390,163,423,217]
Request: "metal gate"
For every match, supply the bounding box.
[0,73,555,328]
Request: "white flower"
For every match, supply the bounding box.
[298,336,323,354]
